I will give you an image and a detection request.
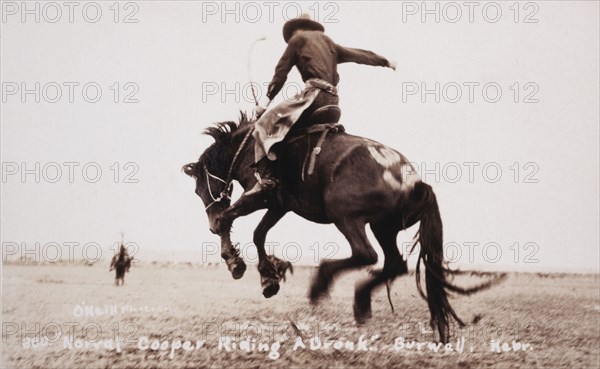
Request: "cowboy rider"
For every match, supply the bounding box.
[250,14,396,194]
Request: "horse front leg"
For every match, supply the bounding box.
[253,208,286,298]
[219,231,246,280]
[216,189,271,233]
[217,191,271,280]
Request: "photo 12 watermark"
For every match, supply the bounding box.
[3,320,140,347]
[400,82,540,104]
[400,1,540,24]
[200,1,340,24]
[197,239,540,265]
[1,1,140,24]
[1,162,140,184]
[2,241,140,264]
[201,81,308,104]
[406,161,540,184]
[1,82,140,104]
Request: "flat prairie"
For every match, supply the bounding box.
[2,263,599,369]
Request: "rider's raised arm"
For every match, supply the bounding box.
[335,44,392,68]
[266,40,299,100]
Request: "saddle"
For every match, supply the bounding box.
[308,105,342,126]
[285,105,344,180]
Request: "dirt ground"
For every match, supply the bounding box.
[2,263,599,369]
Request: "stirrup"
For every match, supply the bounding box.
[254,172,277,190]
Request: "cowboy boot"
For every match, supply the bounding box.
[250,157,278,192]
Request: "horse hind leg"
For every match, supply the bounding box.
[353,221,407,324]
[309,219,378,305]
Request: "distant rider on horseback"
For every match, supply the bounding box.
[110,242,132,286]
[250,14,397,194]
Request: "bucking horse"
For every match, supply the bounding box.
[183,112,505,343]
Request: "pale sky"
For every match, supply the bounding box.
[1,1,599,273]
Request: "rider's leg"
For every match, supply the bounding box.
[247,141,279,194]
[249,88,338,194]
[250,156,278,190]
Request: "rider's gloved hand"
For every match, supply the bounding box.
[255,105,267,119]
[388,59,397,71]
[254,96,271,119]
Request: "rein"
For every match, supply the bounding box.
[204,36,262,211]
[227,126,255,184]
[203,125,255,210]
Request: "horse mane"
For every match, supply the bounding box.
[182,111,253,179]
[203,111,253,143]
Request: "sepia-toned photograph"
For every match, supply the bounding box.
[1,1,599,368]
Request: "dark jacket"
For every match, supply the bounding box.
[266,30,391,100]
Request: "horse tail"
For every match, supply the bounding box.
[412,182,460,343]
[412,182,507,342]
[287,261,294,275]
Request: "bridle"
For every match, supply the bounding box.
[202,126,255,211]
[203,166,233,210]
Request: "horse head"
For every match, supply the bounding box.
[183,113,254,233]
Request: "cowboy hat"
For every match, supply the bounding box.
[282,14,325,43]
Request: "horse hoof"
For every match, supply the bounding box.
[262,280,280,298]
[353,301,372,325]
[229,259,247,280]
[309,292,320,306]
[309,288,329,306]
[308,270,331,305]
[353,308,372,325]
